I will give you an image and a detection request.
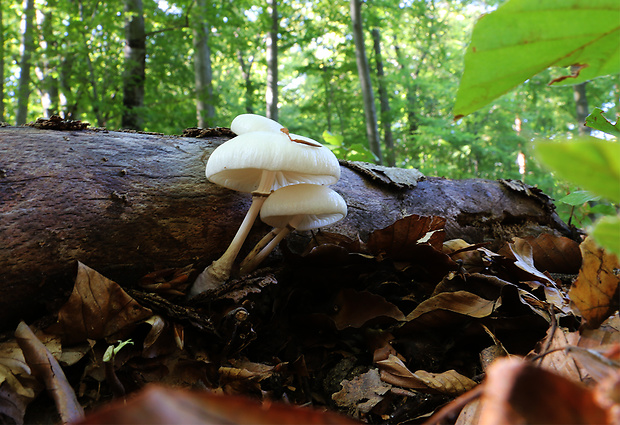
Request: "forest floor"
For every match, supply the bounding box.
[1,214,619,424]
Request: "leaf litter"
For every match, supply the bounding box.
[1,214,618,424]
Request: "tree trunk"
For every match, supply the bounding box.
[0,125,573,331]
[265,0,279,121]
[16,0,36,125]
[237,50,254,114]
[122,0,146,130]
[193,0,215,128]
[350,0,382,164]
[0,4,5,122]
[38,0,60,117]
[573,82,590,136]
[371,28,394,167]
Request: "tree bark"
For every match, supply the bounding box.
[0,5,5,122]
[371,28,394,167]
[237,50,254,114]
[265,0,279,121]
[573,82,590,136]
[122,0,146,130]
[38,0,60,118]
[350,0,382,164]
[193,0,215,128]
[16,0,36,125]
[0,125,573,331]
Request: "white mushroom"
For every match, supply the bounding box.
[239,184,347,275]
[189,130,341,297]
[230,114,284,135]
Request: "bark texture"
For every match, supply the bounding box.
[0,125,573,330]
[350,0,382,163]
[122,0,146,130]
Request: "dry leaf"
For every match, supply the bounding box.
[406,291,499,322]
[52,262,153,344]
[530,326,582,382]
[569,237,620,329]
[376,354,476,395]
[506,238,557,286]
[522,234,582,274]
[15,321,84,424]
[367,214,447,257]
[478,358,609,425]
[331,289,405,330]
[71,384,361,424]
[332,369,391,413]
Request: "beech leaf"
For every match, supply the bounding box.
[569,237,620,329]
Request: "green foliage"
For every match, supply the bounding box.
[454,0,620,118]
[322,131,378,162]
[534,138,620,204]
[586,108,620,138]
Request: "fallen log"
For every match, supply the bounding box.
[0,124,573,330]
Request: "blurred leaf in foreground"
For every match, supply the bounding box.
[534,138,620,204]
[453,0,620,118]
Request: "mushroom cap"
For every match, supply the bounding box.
[231,114,284,135]
[206,131,341,193]
[260,184,347,231]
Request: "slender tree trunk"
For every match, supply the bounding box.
[237,50,254,114]
[0,5,5,122]
[38,1,60,117]
[122,0,146,130]
[350,0,382,164]
[393,39,419,136]
[372,28,394,167]
[573,82,590,136]
[16,0,36,125]
[321,64,333,133]
[265,0,278,121]
[193,0,215,128]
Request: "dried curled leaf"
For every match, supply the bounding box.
[331,289,405,330]
[332,369,391,413]
[15,322,84,424]
[569,237,620,329]
[52,262,153,344]
[377,355,476,396]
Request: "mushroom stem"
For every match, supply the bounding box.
[239,215,304,275]
[188,171,276,297]
[238,227,284,270]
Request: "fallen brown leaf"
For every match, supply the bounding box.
[332,368,391,413]
[51,262,153,344]
[569,237,620,329]
[15,321,84,424]
[71,384,361,424]
[478,358,609,425]
[376,354,476,395]
[331,289,405,330]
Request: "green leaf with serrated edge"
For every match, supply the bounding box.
[591,215,620,256]
[559,191,601,206]
[534,138,620,204]
[585,108,620,137]
[454,0,620,118]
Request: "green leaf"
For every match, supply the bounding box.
[534,138,620,203]
[559,190,601,206]
[585,108,620,137]
[454,0,620,118]
[322,131,344,147]
[591,215,620,256]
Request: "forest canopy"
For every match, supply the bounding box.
[1,0,619,221]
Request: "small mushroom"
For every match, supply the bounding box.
[189,130,341,297]
[230,114,283,135]
[239,184,347,275]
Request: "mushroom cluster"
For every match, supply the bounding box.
[188,114,347,297]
